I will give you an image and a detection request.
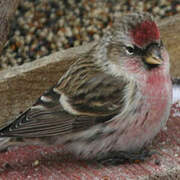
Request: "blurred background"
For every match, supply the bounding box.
[0,0,179,69]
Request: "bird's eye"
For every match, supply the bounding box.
[125,46,134,55]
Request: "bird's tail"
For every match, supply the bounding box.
[0,137,37,152]
[0,136,55,152]
[0,137,11,152]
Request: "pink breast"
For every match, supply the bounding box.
[141,68,172,125]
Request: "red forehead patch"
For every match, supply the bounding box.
[130,20,160,47]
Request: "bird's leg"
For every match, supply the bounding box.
[96,148,156,165]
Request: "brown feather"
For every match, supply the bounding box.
[0,55,127,137]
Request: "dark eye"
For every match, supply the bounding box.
[125,46,134,55]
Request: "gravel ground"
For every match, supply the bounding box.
[0,0,180,69]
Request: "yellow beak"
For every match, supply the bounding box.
[145,55,163,65]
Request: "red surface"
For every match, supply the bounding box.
[0,103,179,180]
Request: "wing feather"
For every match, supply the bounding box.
[0,61,126,137]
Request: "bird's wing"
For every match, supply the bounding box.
[0,67,126,137]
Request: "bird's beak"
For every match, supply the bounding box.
[144,48,163,65]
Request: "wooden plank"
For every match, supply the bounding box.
[159,14,180,78]
[0,15,180,127]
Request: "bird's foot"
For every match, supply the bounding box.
[97,148,156,165]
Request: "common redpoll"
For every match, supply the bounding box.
[0,12,172,163]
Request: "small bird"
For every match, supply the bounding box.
[0,12,172,164]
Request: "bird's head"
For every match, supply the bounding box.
[97,12,169,80]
